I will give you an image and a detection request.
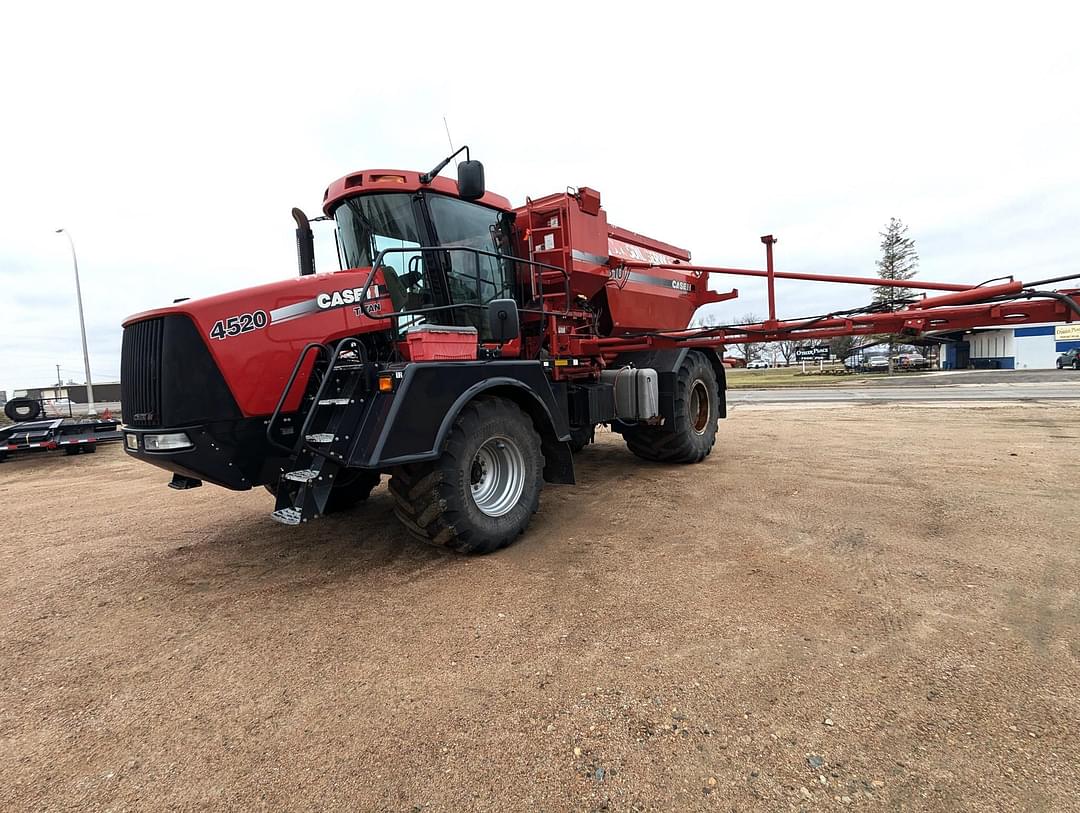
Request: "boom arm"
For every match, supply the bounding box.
[585,238,1080,355]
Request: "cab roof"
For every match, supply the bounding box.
[322,168,513,216]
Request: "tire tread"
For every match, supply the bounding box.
[388,397,543,554]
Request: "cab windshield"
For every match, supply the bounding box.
[334,193,430,329]
[334,193,422,276]
[333,191,516,335]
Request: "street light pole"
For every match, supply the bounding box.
[55,229,95,415]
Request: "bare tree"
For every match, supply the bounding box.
[775,339,804,366]
[732,312,765,362]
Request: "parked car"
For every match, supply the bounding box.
[1057,349,1080,369]
[42,398,80,417]
[865,356,890,371]
[893,352,931,370]
[746,360,771,369]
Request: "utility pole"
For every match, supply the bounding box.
[56,364,62,389]
[55,229,95,414]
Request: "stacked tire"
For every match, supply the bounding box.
[4,398,42,422]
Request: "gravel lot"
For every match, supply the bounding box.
[2,404,1078,811]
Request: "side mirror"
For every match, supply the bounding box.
[487,298,519,344]
[457,160,485,200]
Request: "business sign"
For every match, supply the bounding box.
[1055,324,1080,341]
[795,345,831,361]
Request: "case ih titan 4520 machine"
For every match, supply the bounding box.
[120,149,1080,554]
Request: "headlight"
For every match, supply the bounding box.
[125,433,139,451]
[143,432,194,452]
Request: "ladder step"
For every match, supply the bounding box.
[305,433,334,443]
[318,397,351,406]
[271,507,302,526]
[284,468,320,483]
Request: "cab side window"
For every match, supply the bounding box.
[427,195,514,331]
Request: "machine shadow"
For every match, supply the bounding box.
[142,437,664,599]
[145,488,459,595]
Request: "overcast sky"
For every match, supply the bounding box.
[2,2,1078,394]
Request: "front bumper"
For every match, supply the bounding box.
[122,422,267,490]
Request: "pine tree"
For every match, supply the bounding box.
[873,218,919,308]
[828,335,857,365]
[873,218,919,372]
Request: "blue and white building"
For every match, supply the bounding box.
[941,323,1080,369]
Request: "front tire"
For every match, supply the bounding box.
[324,469,380,512]
[389,397,544,554]
[621,350,720,464]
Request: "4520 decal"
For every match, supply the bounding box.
[209,310,268,341]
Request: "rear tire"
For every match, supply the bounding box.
[1074,359,1080,371]
[568,425,594,453]
[621,350,720,464]
[5,398,41,422]
[389,397,543,554]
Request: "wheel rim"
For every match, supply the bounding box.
[470,435,526,517]
[689,379,711,435]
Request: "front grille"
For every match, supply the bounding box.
[121,318,163,426]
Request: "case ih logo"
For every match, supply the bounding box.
[316,286,378,310]
[267,285,385,326]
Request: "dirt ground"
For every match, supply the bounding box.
[2,404,1078,812]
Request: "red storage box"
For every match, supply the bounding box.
[404,324,478,361]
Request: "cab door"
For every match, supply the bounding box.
[423,194,517,337]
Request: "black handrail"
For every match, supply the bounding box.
[268,248,573,440]
[359,244,572,317]
[296,338,369,460]
[266,342,330,453]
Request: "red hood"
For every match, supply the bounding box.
[123,268,391,417]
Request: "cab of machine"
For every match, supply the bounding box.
[322,170,519,343]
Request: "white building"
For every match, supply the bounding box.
[942,323,1080,370]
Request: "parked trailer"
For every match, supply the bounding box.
[118,148,1080,553]
[0,417,123,462]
